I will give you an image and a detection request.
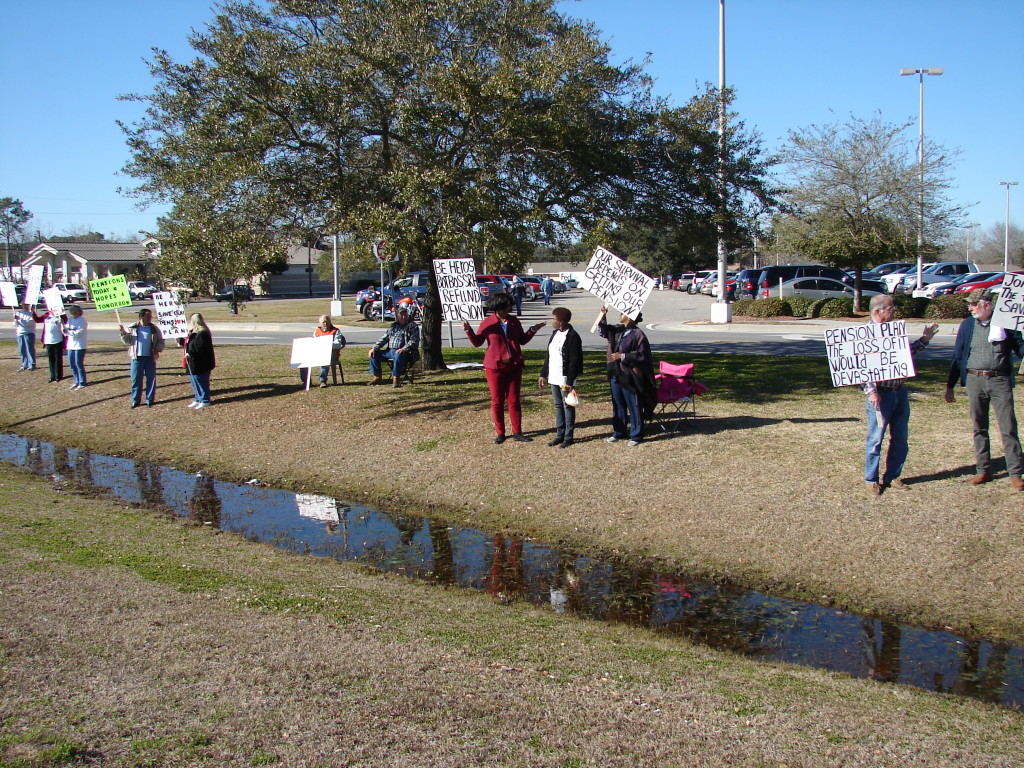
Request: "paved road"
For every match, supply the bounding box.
[1,289,957,359]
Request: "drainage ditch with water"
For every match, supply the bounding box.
[2,431,1021,710]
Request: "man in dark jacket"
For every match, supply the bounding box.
[598,306,656,446]
[945,288,1024,490]
[538,307,583,448]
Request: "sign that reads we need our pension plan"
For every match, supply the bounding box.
[577,246,655,320]
[824,321,915,387]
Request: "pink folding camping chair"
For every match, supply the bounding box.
[653,361,709,433]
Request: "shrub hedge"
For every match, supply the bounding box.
[925,294,971,320]
[818,297,855,318]
[786,297,815,317]
[730,293,963,320]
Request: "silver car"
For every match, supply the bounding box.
[775,277,883,301]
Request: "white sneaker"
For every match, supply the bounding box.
[605,436,620,443]
[627,440,641,447]
[187,401,199,408]
[194,402,208,410]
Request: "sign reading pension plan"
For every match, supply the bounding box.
[433,257,483,321]
[577,246,655,320]
[89,275,133,311]
[152,291,188,339]
[824,321,915,387]
[991,272,1024,332]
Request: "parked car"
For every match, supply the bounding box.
[757,265,850,298]
[128,281,157,300]
[954,271,1023,295]
[775,277,884,301]
[511,275,539,300]
[894,261,978,294]
[674,272,696,292]
[51,282,89,302]
[560,276,579,289]
[387,270,430,299]
[214,284,255,302]
[914,271,1000,299]
[880,265,924,293]
[476,276,506,301]
[688,270,716,294]
[734,269,763,299]
[864,262,915,278]
[701,271,736,295]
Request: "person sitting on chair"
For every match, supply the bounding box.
[300,314,345,388]
[368,306,419,388]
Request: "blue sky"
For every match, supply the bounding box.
[2,0,1021,243]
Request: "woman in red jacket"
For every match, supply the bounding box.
[463,293,545,443]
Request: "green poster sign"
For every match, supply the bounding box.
[89,275,133,311]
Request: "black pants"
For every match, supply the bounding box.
[46,343,64,381]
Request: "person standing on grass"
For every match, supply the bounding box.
[463,292,545,443]
[184,313,215,409]
[598,306,655,446]
[862,294,938,496]
[944,289,1024,491]
[119,307,165,408]
[538,307,583,448]
[63,304,88,390]
[13,302,40,371]
[40,307,66,383]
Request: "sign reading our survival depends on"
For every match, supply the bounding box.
[576,246,655,320]
[824,321,915,387]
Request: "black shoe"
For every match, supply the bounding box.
[548,437,564,447]
[130,403,139,409]
[559,439,574,449]
[511,433,531,442]
[146,402,154,408]
[494,435,506,444]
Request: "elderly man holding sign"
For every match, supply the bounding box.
[944,288,1024,490]
[860,295,938,496]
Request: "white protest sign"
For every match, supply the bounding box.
[152,291,188,339]
[433,257,482,322]
[290,335,334,368]
[991,272,1024,332]
[23,265,44,306]
[0,281,17,307]
[576,246,655,320]
[42,287,65,315]
[824,321,915,387]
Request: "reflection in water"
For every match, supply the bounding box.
[1,431,1021,711]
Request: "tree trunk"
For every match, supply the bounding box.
[421,262,447,371]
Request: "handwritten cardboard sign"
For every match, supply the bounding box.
[0,281,17,307]
[42,287,65,316]
[824,321,915,387]
[23,265,44,307]
[152,291,188,339]
[433,257,482,322]
[992,272,1024,332]
[576,246,654,320]
[89,275,133,311]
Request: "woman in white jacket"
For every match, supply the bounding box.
[63,304,88,390]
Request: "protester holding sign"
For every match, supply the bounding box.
[63,304,88,390]
[184,313,216,409]
[861,295,938,496]
[40,307,67,383]
[944,289,1024,490]
[463,293,545,443]
[12,303,41,371]
[120,308,165,408]
[598,306,656,446]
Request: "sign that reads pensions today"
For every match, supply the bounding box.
[824,321,915,388]
[433,257,483,322]
[576,246,655,320]
[991,272,1024,332]
[88,275,133,311]
[152,291,188,339]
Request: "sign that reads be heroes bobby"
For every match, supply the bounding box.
[824,321,915,387]
[576,246,654,320]
[433,257,483,322]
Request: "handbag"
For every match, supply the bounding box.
[564,388,581,407]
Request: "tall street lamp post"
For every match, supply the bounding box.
[711,0,731,324]
[1000,182,1019,272]
[899,66,943,291]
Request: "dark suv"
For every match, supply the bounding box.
[758,265,849,298]
[734,269,763,299]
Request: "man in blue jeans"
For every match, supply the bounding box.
[367,306,419,388]
[862,295,938,496]
[119,308,165,408]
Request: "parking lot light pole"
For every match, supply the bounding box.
[899,66,943,291]
[1000,182,1019,272]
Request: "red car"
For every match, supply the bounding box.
[954,272,1022,295]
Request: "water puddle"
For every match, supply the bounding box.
[2,431,1021,710]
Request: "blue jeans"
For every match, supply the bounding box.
[370,348,412,379]
[543,290,552,305]
[551,385,576,441]
[130,355,157,405]
[189,371,211,404]
[865,389,910,483]
[17,333,35,369]
[610,376,644,442]
[298,366,330,384]
[67,349,86,386]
